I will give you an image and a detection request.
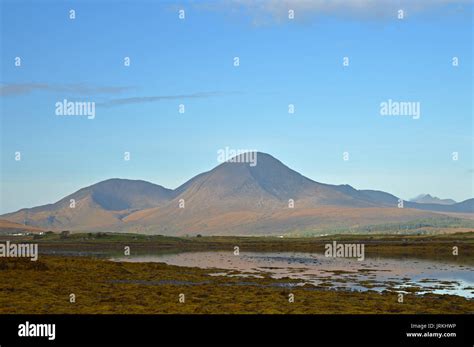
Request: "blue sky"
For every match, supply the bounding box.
[0,0,472,213]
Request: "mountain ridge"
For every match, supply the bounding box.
[2,152,472,235]
[410,194,457,205]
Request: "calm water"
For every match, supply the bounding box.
[111,251,474,298]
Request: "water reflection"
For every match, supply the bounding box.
[111,251,473,298]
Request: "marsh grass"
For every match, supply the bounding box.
[0,255,472,314]
[0,232,472,314]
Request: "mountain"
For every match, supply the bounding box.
[405,198,474,214]
[121,153,470,235]
[1,179,173,231]
[0,219,44,234]
[410,194,457,205]
[1,153,472,235]
[170,152,379,208]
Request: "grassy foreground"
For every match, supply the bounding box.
[0,232,472,314]
[0,255,472,314]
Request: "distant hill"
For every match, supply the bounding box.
[406,199,474,214]
[410,194,457,205]
[0,219,44,234]
[1,179,173,231]
[1,153,472,235]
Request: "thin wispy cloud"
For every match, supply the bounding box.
[0,83,132,96]
[98,91,236,107]
[198,0,470,24]
[1,83,240,107]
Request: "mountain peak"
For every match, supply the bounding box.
[410,194,456,205]
[222,151,275,166]
[1,153,472,235]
